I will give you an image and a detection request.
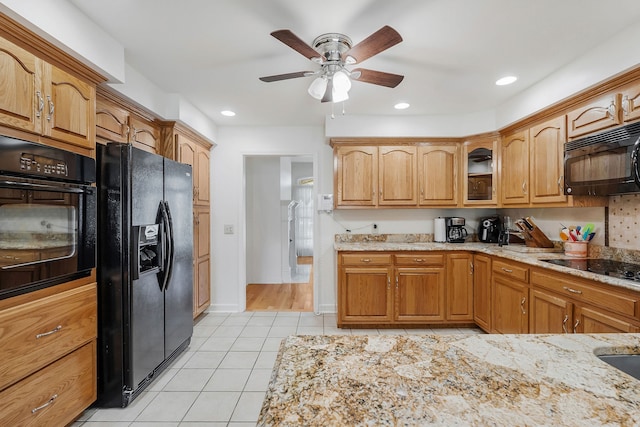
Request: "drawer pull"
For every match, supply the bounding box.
[414,258,425,262]
[562,286,583,295]
[361,258,371,263]
[36,325,62,339]
[562,314,569,333]
[32,394,58,413]
[501,267,513,273]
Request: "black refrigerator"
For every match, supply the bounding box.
[96,143,193,408]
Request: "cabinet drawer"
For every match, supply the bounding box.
[492,260,529,282]
[531,270,639,320]
[0,341,96,427]
[0,283,97,390]
[394,253,445,266]
[340,253,392,266]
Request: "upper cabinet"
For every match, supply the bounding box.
[621,81,640,123]
[378,146,417,206]
[176,133,211,206]
[129,115,160,154]
[96,97,129,143]
[500,130,530,205]
[529,116,567,204]
[418,144,459,206]
[462,138,498,206]
[0,37,96,151]
[566,92,621,139]
[335,145,378,207]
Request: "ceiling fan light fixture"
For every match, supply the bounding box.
[333,70,351,92]
[332,86,349,103]
[308,76,328,100]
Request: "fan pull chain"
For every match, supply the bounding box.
[331,102,335,119]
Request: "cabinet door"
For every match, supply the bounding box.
[195,145,210,205]
[96,97,129,143]
[530,289,572,334]
[193,207,210,317]
[395,267,445,322]
[500,131,529,205]
[418,145,458,206]
[129,115,160,153]
[462,139,498,206]
[339,267,392,325]
[529,116,567,204]
[378,146,417,206]
[473,254,491,332]
[492,275,529,334]
[335,146,377,207]
[43,64,95,149]
[0,37,42,135]
[574,305,639,333]
[446,253,473,321]
[621,81,640,123]
[566,93,621,139]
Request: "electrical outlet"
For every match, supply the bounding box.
[372,223,379,234]
[224,224,234,234]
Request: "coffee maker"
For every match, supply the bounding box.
[445,217,468,243]
[478,216,501,243]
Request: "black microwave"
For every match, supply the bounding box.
[564,122,640,196]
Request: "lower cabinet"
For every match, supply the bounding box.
[337,251,472,327]
[491,259,529,334]
[0,281,97,425]
[193,206,211,317]
[472,254,492,332]
[530,269,640,333]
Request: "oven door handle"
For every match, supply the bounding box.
[0,179,91,194]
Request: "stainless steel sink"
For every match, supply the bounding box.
[597,354,640,380]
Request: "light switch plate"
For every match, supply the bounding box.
[224,224,234,234]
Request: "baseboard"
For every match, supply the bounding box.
[207,303,241,313]
[318,304,336,314]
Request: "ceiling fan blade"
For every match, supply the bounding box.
[271,29,321,61]
[321,78,333,103]
[344,26,402,64]
[259,71,312,82]
[351,68,404,88]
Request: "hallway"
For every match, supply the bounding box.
[246,257,313,312]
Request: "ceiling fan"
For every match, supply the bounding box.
[259,26,404,103]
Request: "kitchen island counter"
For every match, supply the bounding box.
[258,333,640,426]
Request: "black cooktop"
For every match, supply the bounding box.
[542,258,640,282]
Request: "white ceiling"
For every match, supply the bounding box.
[68,0,640,127]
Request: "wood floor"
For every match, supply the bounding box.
[246,257,313,312]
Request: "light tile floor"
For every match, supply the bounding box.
[74,311,482,426]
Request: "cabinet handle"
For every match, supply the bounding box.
[520,297,526,314]
[562,314,569,333]
[387,276,390,290]
[557,175,563,191]
[607,100,616,118]
[360,258,371,263]
[573,319,580,334]
[522,180,527,194]
[32,394,58,414]
[469,262,474,274]
[414,258,425,263]
[36,325,62,339]
[562,286,582,295]
[395,275,399,289]
[622,96,630,116]
[501,267,513,273]
[46,95,55,121]
[36,91,44,118]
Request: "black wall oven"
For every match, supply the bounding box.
[564,121,640,196]
[0,136,96,299]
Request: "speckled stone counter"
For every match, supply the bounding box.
[334,238,640,293]
[258,333,640,426]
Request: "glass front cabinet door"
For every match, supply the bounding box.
[463,138,498,205]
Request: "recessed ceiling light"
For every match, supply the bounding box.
[394,102,410,110]
[221,110,236,117]
[495,76,517,86]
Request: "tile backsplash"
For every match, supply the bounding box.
[609,194,640,250]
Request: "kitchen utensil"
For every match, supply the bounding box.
[559,230,568,241]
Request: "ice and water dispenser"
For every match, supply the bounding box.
[133,224,160,279]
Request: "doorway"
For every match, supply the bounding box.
[244,155,314,312]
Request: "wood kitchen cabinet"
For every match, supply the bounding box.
[0,36,96,152]
[334,145,378,207]
[530,269,640,334]
[529,116,567,204]
[394,254,446,322]
[446,253,473,321]
[96,97,130,143]
[621,81,640,123]
[418,144,459,206]
[173,126,213,317]
[462,138,498,206]
[0,279,97,425]
[129,115,161,153]
[472,254,492,332]
[500,130,530,205]
[566,92,622,139]
[378,146,418,206]
[491,259,529,334]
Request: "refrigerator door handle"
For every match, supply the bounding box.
[162,200,175,291]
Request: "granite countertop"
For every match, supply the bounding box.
[258,333,640,426]
[334,240,640,293]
